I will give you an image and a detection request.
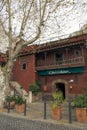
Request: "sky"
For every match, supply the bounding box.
[0,0,87,52]
[36,0,87,44]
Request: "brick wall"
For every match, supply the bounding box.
[38,71,87,95]
[12,54,36,92]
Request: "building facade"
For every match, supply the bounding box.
[12,34,87,99]
[12,45,37,92]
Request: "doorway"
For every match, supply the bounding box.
[56,83,65,99]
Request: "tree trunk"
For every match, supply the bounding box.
[0,67,8,108]
[4,59,14,96]
[0,59,14,108]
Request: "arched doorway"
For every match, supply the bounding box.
[52,79,68,99]
[56,83,65,99]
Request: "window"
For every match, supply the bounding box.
[74,49,81,57]
[55,52,63,64]
[22,63,27,70]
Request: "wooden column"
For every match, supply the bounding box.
[44,52,47,65]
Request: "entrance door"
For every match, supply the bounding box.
[56,83,65,99]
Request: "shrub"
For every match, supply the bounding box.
[52,91,64,109]
[15,96,25,105]
[72,94,87,108]
[29,81,41,96]
[6,95,16,102]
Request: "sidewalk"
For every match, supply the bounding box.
[0,101,87,129]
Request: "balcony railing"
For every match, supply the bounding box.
[36,56,85,70]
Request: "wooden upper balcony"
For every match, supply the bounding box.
[36,56,85,70]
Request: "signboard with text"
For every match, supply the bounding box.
[38,67,84,76]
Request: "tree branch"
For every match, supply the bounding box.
[13,0,48,59]
[19,0,34,38]
[0,18,8,36]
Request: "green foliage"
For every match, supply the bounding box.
[72,94,87,108]
[6,95,25,105]
[15,96,25,105]
[29,80,41,96]
[6,95,16,102]
[52,91,64,109]
[35,80,41,87]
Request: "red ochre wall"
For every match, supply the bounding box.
[38,70,87,95]
[12,50,87,94]
[12,34,87,94]
[12,54,36,92]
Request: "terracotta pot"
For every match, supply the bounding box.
[76,108,87,123]
[43,85,47,92]
[51,106,62,120]
[16,104,25,113]
[10,101,15,109]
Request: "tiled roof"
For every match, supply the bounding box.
[36,33,87,52]
[18,33,87,55]
[20,45,38,55]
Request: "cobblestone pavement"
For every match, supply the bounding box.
[0,101,87,130]
[0,113,86,130]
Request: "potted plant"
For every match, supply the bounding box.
[29,80,42,102]
[72,94,87,122]
[5,95,16,109]
[51,91,64,120]
[15,96,25,113]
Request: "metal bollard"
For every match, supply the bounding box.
[68,100,72,123]
[24,99,26,116]
[44,98,46,119]
[7,101,10,113]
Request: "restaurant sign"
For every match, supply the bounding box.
[38,67,84,76]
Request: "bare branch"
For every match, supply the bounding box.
[13,22,41,59]
[0,18,8,36]
[13,0,48,59]
[6,0,14,63]
[19,0,34,38]
[0,0,5,12]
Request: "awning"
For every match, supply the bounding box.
[38,66,84,76]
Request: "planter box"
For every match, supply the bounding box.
[10,101,15,109]
[51,106,62,120]
[4,101,15,109]
[16,104,25,113]
[76,108,87,123]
